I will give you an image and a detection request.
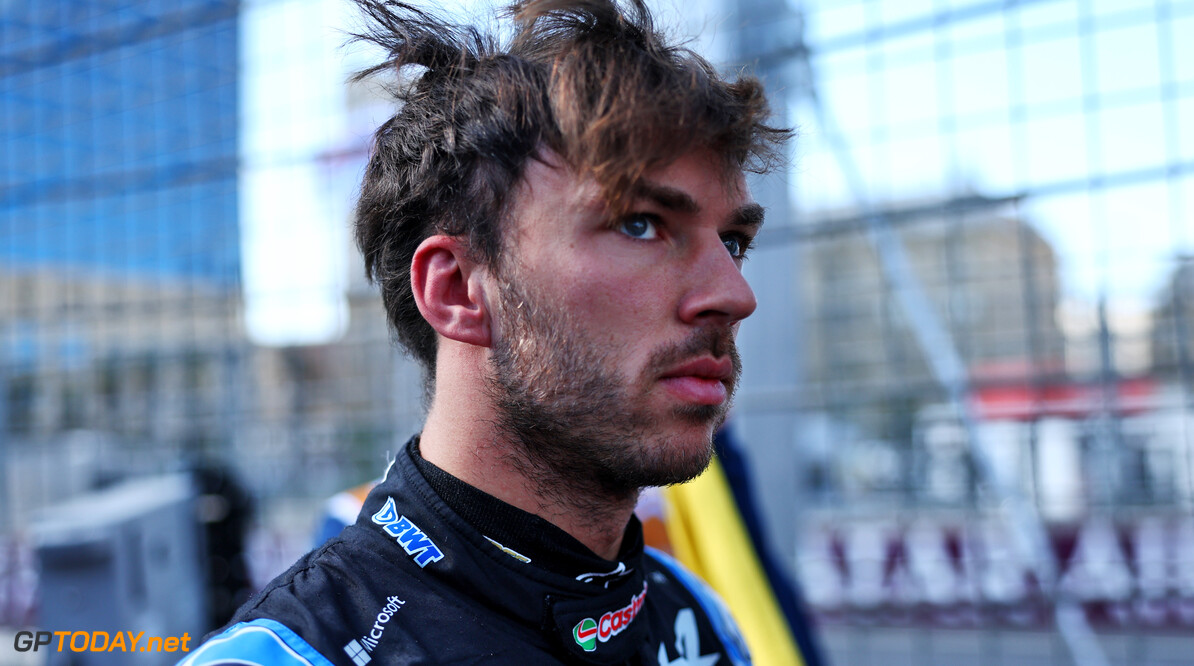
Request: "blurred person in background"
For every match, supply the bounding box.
[182,0,787,663]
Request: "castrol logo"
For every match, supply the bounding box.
[572,582,648,652]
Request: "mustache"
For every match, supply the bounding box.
[644,327,741,382]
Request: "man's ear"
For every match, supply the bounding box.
[410,235,493,348]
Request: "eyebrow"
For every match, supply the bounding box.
[633,182,701,214]
[632,182,766,230]
[732,203,766,230]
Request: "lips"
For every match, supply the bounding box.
[661,357,734,382]
[659,357,734,405]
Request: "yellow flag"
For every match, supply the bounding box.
[663,457,805,666]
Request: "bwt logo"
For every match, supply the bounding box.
[371,497,445,568]
[13,630,191,653]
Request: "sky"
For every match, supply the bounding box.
[240,0,357,345]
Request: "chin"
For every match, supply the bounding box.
[647,448,715,487]
[591,427,716,493]
[674,402,727,426]
[648,428,719,484]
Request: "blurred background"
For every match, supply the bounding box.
[1,0,1192,664]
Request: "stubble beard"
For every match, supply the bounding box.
[486,273,741,513]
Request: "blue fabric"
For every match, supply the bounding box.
[646,546,751,666]
[314,514,347,549]
[177,619,334,666]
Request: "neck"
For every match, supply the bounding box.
[419,350,637,560]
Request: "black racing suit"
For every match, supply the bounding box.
[181,438,751,665]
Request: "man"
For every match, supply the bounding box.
[183,0,787,663]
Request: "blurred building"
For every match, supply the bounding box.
[1,0,242,527]
[0,269,243,443]
[800,195,1064,409]
[1152,255,1194,384]
[0,266,251,525]
[0,0,430,528]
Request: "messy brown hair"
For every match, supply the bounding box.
[351,0,789,376]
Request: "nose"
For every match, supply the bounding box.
[677,235,757,326]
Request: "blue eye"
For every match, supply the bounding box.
[722,233,753,260]
[618,214,659,240]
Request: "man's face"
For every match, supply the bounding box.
[486,150,762,498]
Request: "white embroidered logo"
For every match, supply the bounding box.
[657,608,720,666]
[343,595,405,665]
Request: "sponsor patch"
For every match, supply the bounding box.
[343,639,371,665]
[371,498,445,567]
[657,608,720,666]
[573,618,598,652]
[342,595,404,665]
[571,581,648,652]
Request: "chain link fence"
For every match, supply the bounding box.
[2,0,1193,663]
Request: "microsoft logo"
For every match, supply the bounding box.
[343,639,371,665]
